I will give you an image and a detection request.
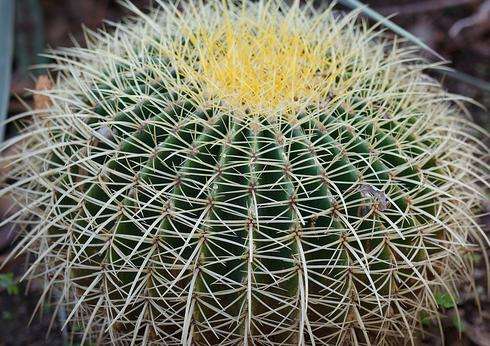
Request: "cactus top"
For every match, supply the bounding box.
[175,2,329,116]
[131,0,419,119]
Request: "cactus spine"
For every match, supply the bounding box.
[1,0,488,345]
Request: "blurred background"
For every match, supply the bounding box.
[0,0,489,345]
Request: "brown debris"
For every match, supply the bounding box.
[33,75,53,111]
[0,76,53,254]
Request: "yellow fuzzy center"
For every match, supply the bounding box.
[178,12,329,115]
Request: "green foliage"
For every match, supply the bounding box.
[466,252,482,264]
[420,311,431,326]
[0,273,18,295]
[435,292,457,309]
[451,314,465,333]
[2,310,13,321]
[420,307,465,333]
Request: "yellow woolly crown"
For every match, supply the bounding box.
[166,1,353,116]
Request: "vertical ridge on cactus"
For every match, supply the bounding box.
[0,0,488,344]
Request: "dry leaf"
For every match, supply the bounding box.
[33,75,53,111]
[0,75,53,251]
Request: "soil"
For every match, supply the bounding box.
[1,1,489,345]
[0,288,64,346]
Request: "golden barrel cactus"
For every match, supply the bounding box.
[1,0,488,345]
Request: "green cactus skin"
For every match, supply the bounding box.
[0,1,488,345]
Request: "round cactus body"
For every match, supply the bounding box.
[1,1,488,345]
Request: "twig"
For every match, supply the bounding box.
[438,69,490,92]
[450,0,490,36]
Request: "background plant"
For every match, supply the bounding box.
[0,0,15,142]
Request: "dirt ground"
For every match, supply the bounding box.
[0,1,489,345]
